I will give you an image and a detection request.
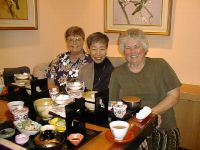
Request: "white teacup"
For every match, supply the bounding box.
[109,120,129,141]
[113,102,127,119]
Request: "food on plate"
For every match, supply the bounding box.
[48,117,66,132]
[21,119,38,131]
[14,119,41,135]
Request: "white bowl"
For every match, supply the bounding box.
[14,119,42,136]
[68,82,82,90]
[40,125,56,132]
[7,101,24,112]
[54,94,70,105]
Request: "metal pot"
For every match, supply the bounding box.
[122,96,141,112]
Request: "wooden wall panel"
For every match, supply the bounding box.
[174,84,200,150]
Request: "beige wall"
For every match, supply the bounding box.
[0,0,200,85]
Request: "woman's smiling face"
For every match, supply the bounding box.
[124,38,146,65]
[90,42,107,64]
[67,35,84,54]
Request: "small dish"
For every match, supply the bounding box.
[14,119,42,135]
[15,133,29,145]
[54,94,71,105]
[0,128,15,138]
[67,81,83,90]
[105,130,134,143]
[67,133,84,146]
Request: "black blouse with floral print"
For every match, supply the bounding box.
[47,51,92,88]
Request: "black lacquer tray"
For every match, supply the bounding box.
[0,121,101,150]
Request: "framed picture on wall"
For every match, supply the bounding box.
[104,0,172,35]
[0,0,37,30]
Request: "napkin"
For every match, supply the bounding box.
[136,106,152,120]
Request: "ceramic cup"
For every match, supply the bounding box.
[109,120,129,141]
[112,102,127,119]
[12,107,29,121]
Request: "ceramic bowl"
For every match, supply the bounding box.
[54,94,70,105]
[40,125,56,132]
[67,133,84,146]
[109,120,129,141]
[33,98,53,120]
[7,101,24,112]
[14,73,30,80]
[12,107,29,121]
[14,119,42,136]
[67,81,82,90]
[0,128,15,138]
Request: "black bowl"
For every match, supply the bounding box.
[34,130,65,150]
[122,96,141,112]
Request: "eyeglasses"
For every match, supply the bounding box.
[67,37,82,43]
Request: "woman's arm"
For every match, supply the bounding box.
[152,87,180,114]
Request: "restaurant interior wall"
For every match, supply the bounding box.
[0,0,200,85]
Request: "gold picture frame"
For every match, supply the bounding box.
[104,0,172,35]
[0,0,37,30]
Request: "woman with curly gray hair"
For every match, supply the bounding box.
[109,28,181,150]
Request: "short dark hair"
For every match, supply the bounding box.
[65,26,85,40]
[87,32,109,48]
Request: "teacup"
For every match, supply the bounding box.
[112,102,127,119]
[12,107,29,121]
[109,120,129,141]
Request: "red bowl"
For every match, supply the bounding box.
[67,133,84,146]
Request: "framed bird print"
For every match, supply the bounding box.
[104,0,172,35]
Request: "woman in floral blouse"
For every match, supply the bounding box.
[47,26,92,91]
